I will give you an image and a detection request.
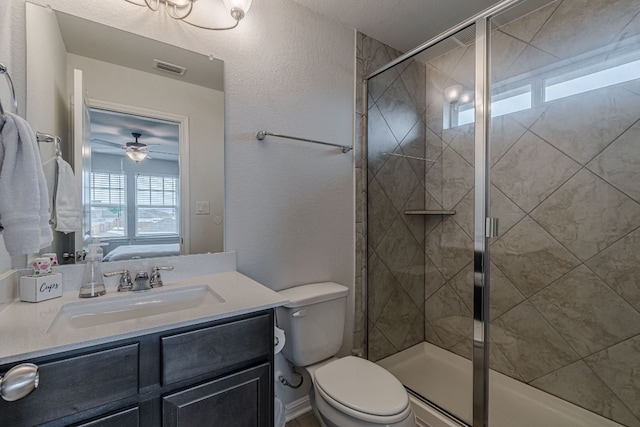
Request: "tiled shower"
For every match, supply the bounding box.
[356,0,640,425]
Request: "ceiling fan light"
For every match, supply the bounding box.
[126,149,148,163]
[223,0,252,20]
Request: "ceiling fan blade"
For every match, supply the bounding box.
[148,150,178,156]
[91,138,123,148]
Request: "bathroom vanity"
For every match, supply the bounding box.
[0,310,273,426]
[0,255,287,427]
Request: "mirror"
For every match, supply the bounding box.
[25,2,224,262]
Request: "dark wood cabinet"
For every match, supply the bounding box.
[163,363,271,427]
[74,407,140,427]
[0,310,274,427]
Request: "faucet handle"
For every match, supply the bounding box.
[150,266,174,288]
[104,270,132,292]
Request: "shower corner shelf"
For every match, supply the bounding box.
[404,210,456,216]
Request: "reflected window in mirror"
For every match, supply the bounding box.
[89,108,181,259]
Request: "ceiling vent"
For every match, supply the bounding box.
[153,59,187,76]
[451,25,476,47]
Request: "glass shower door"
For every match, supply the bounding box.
[488,0,640,425]
[365,24,478,425]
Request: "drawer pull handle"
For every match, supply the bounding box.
[292,309,306,318]
[0,363,39,401]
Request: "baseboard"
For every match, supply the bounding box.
[284,396,312,422]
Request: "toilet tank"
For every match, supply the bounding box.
[276,282,349,367]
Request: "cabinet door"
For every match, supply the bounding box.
[163,363,271,427]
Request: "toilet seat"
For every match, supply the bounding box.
[313,356,412,424]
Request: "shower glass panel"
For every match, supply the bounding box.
[489,0,640,426]
[366,25,477,425]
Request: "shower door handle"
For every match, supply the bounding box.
[486,217,499,238]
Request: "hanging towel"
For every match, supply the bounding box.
[0,113,53,255]
[43,156,81,233]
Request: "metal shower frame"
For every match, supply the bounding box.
[363,0,523,426]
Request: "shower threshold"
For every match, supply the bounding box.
[377,342,623,427]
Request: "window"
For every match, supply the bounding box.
[545,57,640,102]
[90,172,126,238]
[135,175,179,236]
[452,84,533,128]
[444,39,640,129]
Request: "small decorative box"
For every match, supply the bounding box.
[19,273,63,302]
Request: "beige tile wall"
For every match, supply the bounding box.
[358,0,640,425]
[356,33,427,361]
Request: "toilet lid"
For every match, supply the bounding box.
[313,356,409,417]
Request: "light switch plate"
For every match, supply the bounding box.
[196,201,210,215]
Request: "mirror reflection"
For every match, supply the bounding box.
[90,109,181,261]
[26,2,225,262]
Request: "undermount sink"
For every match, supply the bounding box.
[48,285,225,333]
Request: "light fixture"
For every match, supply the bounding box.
[125,0,253,30]
[126,148,148,163]
[459,90,474,105]
[444,84,464,104]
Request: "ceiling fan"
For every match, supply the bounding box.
[122,132,150,163]
[91,132,157,163]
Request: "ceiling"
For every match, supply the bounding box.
[56,10,224,91]
[290,0,503,53]
[90,109,179,162]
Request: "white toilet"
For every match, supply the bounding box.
[276,282,415,427]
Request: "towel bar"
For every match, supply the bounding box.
[0,63,18,115]
[256,130,352,154]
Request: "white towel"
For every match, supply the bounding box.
[43,156,82,233]
[0,113,53,255]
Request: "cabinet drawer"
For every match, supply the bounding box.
[161,313,271,385]
[75,407,139,427]
[0,344,139,426]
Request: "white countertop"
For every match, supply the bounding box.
[0,271,288,364]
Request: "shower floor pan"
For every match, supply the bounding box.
[377,342,623,427]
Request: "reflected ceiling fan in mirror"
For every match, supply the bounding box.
[91,132,152,163]
[89,108,180,165]
[91,131,178,163]
[124,132,150,163]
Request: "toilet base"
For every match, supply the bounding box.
[309,387,416,427]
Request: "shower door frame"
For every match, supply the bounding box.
[363,0,521,426]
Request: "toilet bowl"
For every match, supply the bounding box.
[276,283,415,427]
[308,356,415,427]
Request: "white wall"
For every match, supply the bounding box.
[2,0,355,408]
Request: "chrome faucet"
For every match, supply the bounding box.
[150,266,174,288]
[103,270,133,292]
[104,267,173,292]
[133,271,151,291]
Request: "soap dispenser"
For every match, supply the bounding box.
[79,242,106,298]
